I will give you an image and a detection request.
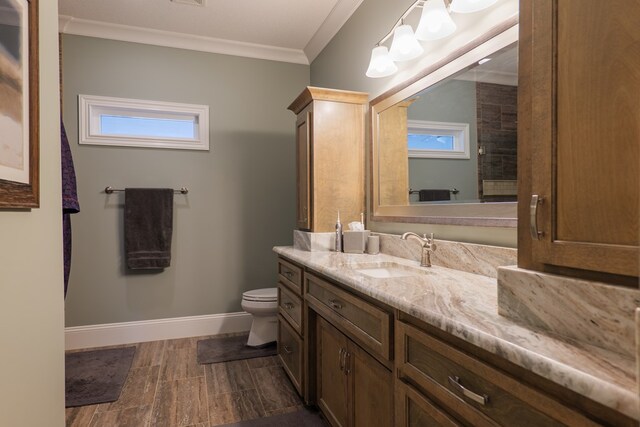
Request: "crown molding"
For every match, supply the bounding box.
[58,15,309,65]
[304,0,364,63]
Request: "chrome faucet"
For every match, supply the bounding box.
[401,232,437,267]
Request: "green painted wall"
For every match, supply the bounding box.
[407,79,478,202]
[62,35,309,326]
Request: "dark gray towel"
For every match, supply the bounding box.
[419,189,451,202]
[124,188,173,270]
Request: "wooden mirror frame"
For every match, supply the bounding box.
[370,17,518,227]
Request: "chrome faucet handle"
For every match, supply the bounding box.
[422,233,436,251]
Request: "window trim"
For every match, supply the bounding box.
[79,94,210,151]
[407,119,470,159]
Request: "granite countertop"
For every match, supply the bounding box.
[273,246,639,420]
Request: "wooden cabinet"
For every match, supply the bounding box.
[288,87,368,232]
[317,317,393,427]
[317,318,350,427]
[305,272,394,427]
[395,314,636,427]
[276,257,306,397]
[518,0,640,279]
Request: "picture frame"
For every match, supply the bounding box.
[0,0,39,208]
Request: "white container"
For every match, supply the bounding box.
[343,230,370,254]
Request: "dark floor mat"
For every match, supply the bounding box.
[219,408,327,427]
[65,346,136,407]
[197,333,276,364]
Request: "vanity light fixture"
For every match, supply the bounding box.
[365,0,499,78]
[415,0,457,41]
[389,24,424,61]
[366,45,399,78]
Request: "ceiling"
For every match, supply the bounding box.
[58,0,363,65]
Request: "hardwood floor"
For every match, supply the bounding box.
[65,335,305,427]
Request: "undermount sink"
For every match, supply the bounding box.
[347,262,427,279]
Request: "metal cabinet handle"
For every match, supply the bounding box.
[284,270,293,278]
[339,348,345,371]
[282,345,293,355]
[329,299,343,310]
[283,302,294,310]
[529,195,545,240]
[448,376,489,406]
[344,351,351,375]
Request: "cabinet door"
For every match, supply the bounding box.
[522,0,640,277]
[278,315,303,396]
[317,318,350,427]
[349,341,393,427]
[295,106,312,231]
[396,380,462,427]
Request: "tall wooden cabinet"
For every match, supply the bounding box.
[288,87,368,232]
[518,0,640,279]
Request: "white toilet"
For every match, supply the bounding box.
[241,287,278,347]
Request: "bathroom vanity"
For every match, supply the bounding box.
[274,248,637,427]
[276,1,639,425]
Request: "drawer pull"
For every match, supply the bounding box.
[448,376,489,406]
[284,270,294,279]
[283,302,295,310]
[529,195,545,240]
[282,345,293,355]
[329,299,343,310]
[344,351,351,375]
[339,348,345,371]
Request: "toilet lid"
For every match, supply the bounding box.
[243,287,278,302]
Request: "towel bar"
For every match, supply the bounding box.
[105,186,189,194]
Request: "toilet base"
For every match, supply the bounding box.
[246,315,278,347]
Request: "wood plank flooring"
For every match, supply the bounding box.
[66,335,305,427]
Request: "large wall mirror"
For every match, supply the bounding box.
[370,21,518,227]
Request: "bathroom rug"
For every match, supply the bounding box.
[197,333,276,364]
[65,346,136,407]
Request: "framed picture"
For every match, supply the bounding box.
[0,0,38,208]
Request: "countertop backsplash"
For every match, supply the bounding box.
[376,232,517,278]
[293,230,517,279]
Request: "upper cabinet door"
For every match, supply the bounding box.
[521,0,640,277]
[295,105,312,231]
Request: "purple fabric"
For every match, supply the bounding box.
[61,120,80,298]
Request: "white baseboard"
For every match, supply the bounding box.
[65,312,252,350]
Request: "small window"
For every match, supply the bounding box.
[79,95,209,150]
[407,120,469,159]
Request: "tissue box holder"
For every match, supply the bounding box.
[343,230,370,254]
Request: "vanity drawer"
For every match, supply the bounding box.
[278,257,303,294]
[305,273,391,361]
[278,315,303,396]
[278,284,303,335]
[396,380,463,427]
[396,321,599,427]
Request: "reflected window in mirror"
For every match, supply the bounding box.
[376,43,518,207]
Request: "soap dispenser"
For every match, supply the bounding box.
[335,211,343,252]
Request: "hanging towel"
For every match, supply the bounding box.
[61,119,80,298]
[418,189,451,202]
[124,188,174,270]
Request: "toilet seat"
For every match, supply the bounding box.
[242,287,277,302]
